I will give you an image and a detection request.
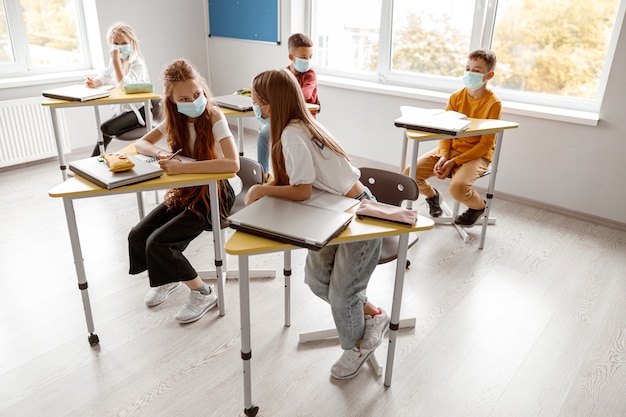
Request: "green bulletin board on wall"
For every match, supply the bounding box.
[208,0,280,44]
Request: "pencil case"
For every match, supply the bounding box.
[355,199,417,226]
[124,83,154,94]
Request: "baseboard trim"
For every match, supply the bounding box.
[350,155,626,233]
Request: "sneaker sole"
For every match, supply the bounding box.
[145,282,182,307]
[331,349,376,380]
[175,297,218,324]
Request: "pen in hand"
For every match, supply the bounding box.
[168,149,183,160]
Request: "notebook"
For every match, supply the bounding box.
[394,113,471,136]
[227,196,354,251]
[42,85,113,102]
[69,155,164,189]
[214,94,254,111]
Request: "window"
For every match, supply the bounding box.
[310,0,624,113]
[0,0,91,77]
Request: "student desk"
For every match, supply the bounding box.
[48,153,235,346]
[219,103,321,157]
[224,205,434,417]
[399,118,519,249]
[41,89,161,180]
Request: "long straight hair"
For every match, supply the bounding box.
[252,68,348,185]
[161,59,230,218]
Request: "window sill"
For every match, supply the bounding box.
[317,74,600,127]
[0,70,98,90]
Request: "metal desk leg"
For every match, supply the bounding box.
[136,192,146,219]
[237,117,244,156]
[94,107,105,155]
[284,250,291,327]
[63,197,99,346]
[238,254,259,417]
[384,232,410,387]
[479,131,503,250]
[49,107,68,180]
[208,181,226,316]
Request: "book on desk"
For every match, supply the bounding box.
[68,155,164,189]
[42,84,115,102]
[394,106,471,136]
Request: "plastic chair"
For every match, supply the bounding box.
[115,98,162,141]
[296,167,421,375]
[433,167,497,243]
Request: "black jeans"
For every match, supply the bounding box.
[91,106,145,156]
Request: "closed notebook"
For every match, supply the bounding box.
[69,155,163,189]
[42,85,112,102]
[227,196,353,251]
[214,94,253,111]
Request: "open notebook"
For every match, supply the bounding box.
[394,106,471,136]
[69,156,163,189]
[227,195,355,251]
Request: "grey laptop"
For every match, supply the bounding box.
[42,85,111,102]
[214,94,253,111]
[69,155,164,189]
[227,196,354,251]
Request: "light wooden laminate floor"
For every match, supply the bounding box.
[1,133,625,417]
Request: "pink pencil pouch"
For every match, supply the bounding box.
[355,199,417,226]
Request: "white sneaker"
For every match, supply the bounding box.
[175,285,218,324]
[360,308,389,350]
[144,282,182,307]
[330,345,376,379]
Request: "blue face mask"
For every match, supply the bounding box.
[113,44,131,59]
[462,71,486,90]
[176,94,207,118]
[253,104,269,125]
[294,57,311,73]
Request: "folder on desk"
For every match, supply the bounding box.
[394,114,471,136]
[69,156,163,189]
[227,196,353,251]
[42,85,112,102]
[214,94,253,111]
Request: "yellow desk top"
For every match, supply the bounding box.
[403,118,519,141]
[219,102,320,117]
[225,207,434,256]
[41,88,161,107]
[48,143,235,198]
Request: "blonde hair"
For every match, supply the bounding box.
[161,59,229,218]
[107,22,143,61]
[252,68,347,186]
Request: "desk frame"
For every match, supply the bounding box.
[42,90,161,181]
[400,119,518,249]
[225,214,434,417]
[49,170,235,346]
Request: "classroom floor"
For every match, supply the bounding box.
[1,130,625,417]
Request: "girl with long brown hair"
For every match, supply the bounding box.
[128,59,239,324]
[246,68,388,379]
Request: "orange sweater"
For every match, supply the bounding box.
[438,88,502,165]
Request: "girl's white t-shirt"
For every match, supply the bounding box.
[281,120,360,195]
[156,118,232,159]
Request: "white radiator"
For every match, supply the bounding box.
[0,97,70,168]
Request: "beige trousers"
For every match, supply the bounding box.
[407,149,489,210]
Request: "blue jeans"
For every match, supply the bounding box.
[304,189,382,350]
[256,124,270,173]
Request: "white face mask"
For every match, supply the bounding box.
[462,71,486,90]
[176,94,207,118]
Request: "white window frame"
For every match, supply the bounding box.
[0,0,103,83]
[309,0,626,124]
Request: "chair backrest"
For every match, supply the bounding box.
[229,156,264,216]
[359,167,419,207]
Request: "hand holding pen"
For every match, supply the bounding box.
[157,148,183,175]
